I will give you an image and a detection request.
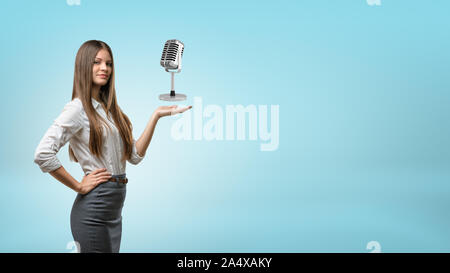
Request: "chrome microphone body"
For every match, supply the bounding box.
[160,39,184,72]
[158,39,187,101]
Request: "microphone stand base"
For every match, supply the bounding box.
[159,93,187,101]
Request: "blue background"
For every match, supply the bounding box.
[0,0,449,252]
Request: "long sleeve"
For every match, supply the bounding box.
[34,101,83,173]
[127,138,144,165]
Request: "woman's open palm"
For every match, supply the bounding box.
[155,105,192,118]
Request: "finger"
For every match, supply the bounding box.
[99,174,113,180]
[182,106,192,112]
[173,106,191,114]
[96,172,112,178]
[96,177,110,185]
[91,168,107,175]
[98,179,110,185]
[180,106,192,111]
[94,170,111,177]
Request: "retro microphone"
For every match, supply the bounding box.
[158,39,187,101]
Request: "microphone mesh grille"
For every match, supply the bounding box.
[160,39,184,69]
[161,41,180,61]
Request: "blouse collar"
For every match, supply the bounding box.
[91,98,101,110]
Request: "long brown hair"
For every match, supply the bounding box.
[69,40,134,162]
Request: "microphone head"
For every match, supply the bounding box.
[160,39,184,70]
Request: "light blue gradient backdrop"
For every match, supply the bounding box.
[0,0,449,252]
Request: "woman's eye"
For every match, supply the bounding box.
[93,61,112,67]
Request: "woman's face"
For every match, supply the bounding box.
[92,48,112,87]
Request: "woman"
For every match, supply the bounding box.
[33,40,192,253]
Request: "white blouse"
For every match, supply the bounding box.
[34,98,144,176]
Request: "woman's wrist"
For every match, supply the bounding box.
[152,111,161,121]
[75,181,82,194]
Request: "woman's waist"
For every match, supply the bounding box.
[110,173,126,179]
[84,171,126,177]
[83,170,127,185]
[82,163,126,177]
[101,174,128,189]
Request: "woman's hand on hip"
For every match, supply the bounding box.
[154,105,192,119]
[77,168,112,194]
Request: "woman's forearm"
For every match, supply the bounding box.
[49,166,81,193]
[135,112,160,157]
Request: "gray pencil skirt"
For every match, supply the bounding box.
[70,174,127,253]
